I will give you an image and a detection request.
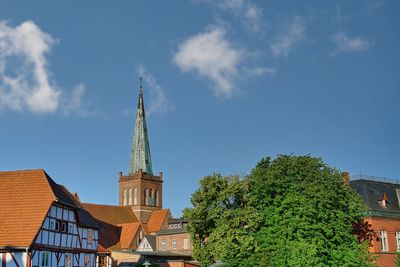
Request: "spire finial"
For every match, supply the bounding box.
[139,77,143,94]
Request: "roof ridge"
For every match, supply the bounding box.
[0,168,45,174]
[82,202,128,208]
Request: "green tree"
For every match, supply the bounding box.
[396,253,400,267]
[184,155,375,266]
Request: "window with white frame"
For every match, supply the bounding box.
[128,188,132,205]
[134,188,138,205]
[123,189,128,206]
[396,231,400,252]
[65,254,71,267]
[84,255,90,267]
[41,252,49,266]
[172,239,177,249]
[155,190,159,206]
[144,188,148,205]
[88,229,93,244]
[380,230,389,251]
[183,238,189,250]
[160,239,166,250]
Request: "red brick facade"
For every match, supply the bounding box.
[119,170,163,222]
[366,217,400,267]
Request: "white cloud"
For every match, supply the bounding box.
[331,32,373,55]
[172,26,242,98]
[137,65,172,115]
[270,16,306,57]
[368,0,384,12]
[173,25,274,98]
[0,20,88,115]
[201,0,264,34]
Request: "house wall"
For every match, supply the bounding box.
[367,217,400,267]
[34,204,98,251]
[156,233,192,254]
[1,204,99,267]
[0,252,27,267]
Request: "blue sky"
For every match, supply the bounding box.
[0,0,399,217]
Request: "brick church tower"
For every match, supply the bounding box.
[119,78,163,223]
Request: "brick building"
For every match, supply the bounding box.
[350,176,400,267]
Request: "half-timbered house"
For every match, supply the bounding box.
[0,169,100,267]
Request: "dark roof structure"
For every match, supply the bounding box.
[350,178,400,217]
[157,227,188,236]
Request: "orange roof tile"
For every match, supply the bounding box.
[0,170,54,247]
[82,203,141,250]
[0,169,100,248]
[81,203,138,225]
[117,222,141,249]
[146,209,171,233]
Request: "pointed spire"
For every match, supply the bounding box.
[129,78,153,175]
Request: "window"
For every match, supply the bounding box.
[160,239,166,250]
[183,238,189,250]
[65,254,71,267]
[61,222,67,233]
[134,188,138,205]
[172,239,177,249]
[55,220,60,231]
[98,256,106,267]
[396,231,400,252]
[88,229,93,244]
[380,230,388,251]
[144,188,148,205]
[155,190,159,206]
[128,188,132,205]
[84,255,90,267]
[123,189,128,206]
[68,224,73,234]
[50,221,54,230]
[41,252,49,266]
[149,189,154,206]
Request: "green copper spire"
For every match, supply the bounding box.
[129,77,153,175]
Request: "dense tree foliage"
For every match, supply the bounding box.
[183,155,375,266]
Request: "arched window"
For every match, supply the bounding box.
[134,188,138,205]
[380,230,388,251]
[155,190,159,207]
[149,189,153,206]
[123,189,128,206]
[128,188,132,205]
[396,231,400,252]
[144,188,148,205]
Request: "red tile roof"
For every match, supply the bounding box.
[146,209,171,233]
[118,222,141,249]
[0,169,98,248]
[82,203,142,250]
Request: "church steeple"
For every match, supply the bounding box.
[129,77,153,175]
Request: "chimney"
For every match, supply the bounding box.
[342,172,350,185]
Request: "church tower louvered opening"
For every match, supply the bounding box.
[118,78,163,223]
